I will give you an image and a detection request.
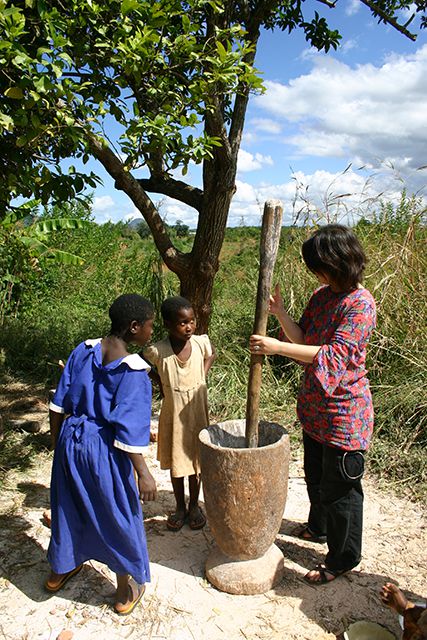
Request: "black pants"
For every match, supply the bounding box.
[303,432,365,572]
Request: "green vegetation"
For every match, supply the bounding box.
[0,196,426,501]
[2,0,425,330]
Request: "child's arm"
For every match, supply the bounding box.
[147,367,163,397]
[127,452,157,502]
[49,409,64,449]
[204,342,216,376]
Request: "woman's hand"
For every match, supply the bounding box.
[249,335,282,356]
[138,470,157,503]
[269,283,284,317]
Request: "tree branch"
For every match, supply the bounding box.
[358,0,418,40]
[85,132,190,276]
[138,175,203,211]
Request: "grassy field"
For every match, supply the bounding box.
[1,198,426,500]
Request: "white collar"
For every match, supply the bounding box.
[122,354,151,371]
[84,339,150,371]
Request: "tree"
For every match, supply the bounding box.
[1,0,425,330]
[174,220,190,238]
[0,0,101,212]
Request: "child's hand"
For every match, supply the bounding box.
[138,471,157,502]
[269,283,284,316]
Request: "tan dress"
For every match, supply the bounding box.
[144,334,212,477]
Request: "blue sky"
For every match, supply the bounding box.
[85,1,427,227]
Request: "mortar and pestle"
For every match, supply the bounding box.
[199,200,290,595]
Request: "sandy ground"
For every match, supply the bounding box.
[0,384,426,640]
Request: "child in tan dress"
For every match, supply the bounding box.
[144,296,215,531]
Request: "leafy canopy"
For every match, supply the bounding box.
[1,0,425,225]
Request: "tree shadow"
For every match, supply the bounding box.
[143,488,213,579]
[16,482,50,511]
[272,536,425,639]
[0,514,116,606]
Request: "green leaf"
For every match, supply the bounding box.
[121,0,139,15]
[4,86,24,99]
[43,248,85,265]
[0,113,14,131]
[216,41,227,62]
[32,218,90,234]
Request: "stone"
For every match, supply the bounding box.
[205,543,284,595]
[8,418,41,434]
[56,631,73,640]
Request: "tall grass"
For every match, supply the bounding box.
[0,196,426,499]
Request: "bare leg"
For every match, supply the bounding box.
[188,474,201,510]
[188,474,206,529]
[167,475,187,530]
[115,574,130,606]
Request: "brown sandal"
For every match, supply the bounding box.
[304,563,349,585]
[44,565,83,592]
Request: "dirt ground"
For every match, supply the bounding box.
[0,382,426,640]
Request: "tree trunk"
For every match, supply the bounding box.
[88,135,236,334]
[180,183,235,333]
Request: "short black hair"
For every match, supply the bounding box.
[160,296,193,323]
[109,294,154,336]
[301,224,366,291]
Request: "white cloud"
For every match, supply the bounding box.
[341,38,358,54]
[238,149,274,172]
[345,0,361,16]
[249,118,283,134]
[123,207,143,223]
[228,165,424,227]
[253,44,427,182]
[92,195,115,211]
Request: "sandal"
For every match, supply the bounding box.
[295,524,327,544]
[44,564,83,592]
[188,506,206,530]
[166,510,187,532]
[304,563,350,585]
[114,582,145,616]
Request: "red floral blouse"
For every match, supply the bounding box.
[297,286,376,451]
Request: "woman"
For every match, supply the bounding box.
[250,224,376,584]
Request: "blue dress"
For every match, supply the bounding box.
[48,339,152,584]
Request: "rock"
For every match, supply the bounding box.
[56,631,73,640]
[8,418,41,434]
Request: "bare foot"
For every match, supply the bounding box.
[114,581,145,615]
[188,504,206,530]
[42,510,51,528]
[381,582,413,615]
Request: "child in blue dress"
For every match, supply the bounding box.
[45,294,157,616]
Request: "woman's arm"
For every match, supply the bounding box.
[249,335,320,364]
[128,452,157,502]
[270,284,305,344]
